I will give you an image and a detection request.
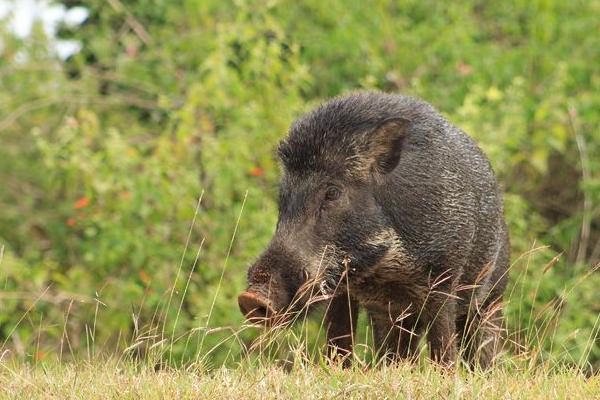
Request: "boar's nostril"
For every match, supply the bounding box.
[238,291,274,324]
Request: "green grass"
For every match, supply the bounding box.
[1,359,598,399]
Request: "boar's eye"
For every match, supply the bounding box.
[324,186,341,202]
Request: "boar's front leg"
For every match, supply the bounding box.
[369,308,421,363]
[325,294,358,367]
[425,295,458,368]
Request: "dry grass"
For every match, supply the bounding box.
[1,359,598,399]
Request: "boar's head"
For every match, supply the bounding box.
[238,93,412,325]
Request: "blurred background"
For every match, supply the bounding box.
[0,0,598,369]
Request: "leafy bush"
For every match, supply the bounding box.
[0,0,598,369]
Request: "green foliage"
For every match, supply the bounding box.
[0,0,598,369]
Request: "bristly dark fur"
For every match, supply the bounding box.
[277,92,435,176]
[241,91,510,370]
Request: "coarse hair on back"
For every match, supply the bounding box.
[277,91,436,176]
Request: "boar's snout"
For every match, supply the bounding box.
[238,291,275,324]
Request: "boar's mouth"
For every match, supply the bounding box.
[238,291,277,325]
[238,284,331,327]
[239,246,348,327]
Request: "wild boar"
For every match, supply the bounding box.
[238,92,509,369]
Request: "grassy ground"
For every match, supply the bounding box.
[1,247,598,399]
[1,360,598,399]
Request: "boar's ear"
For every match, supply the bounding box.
[367,117,410,175]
